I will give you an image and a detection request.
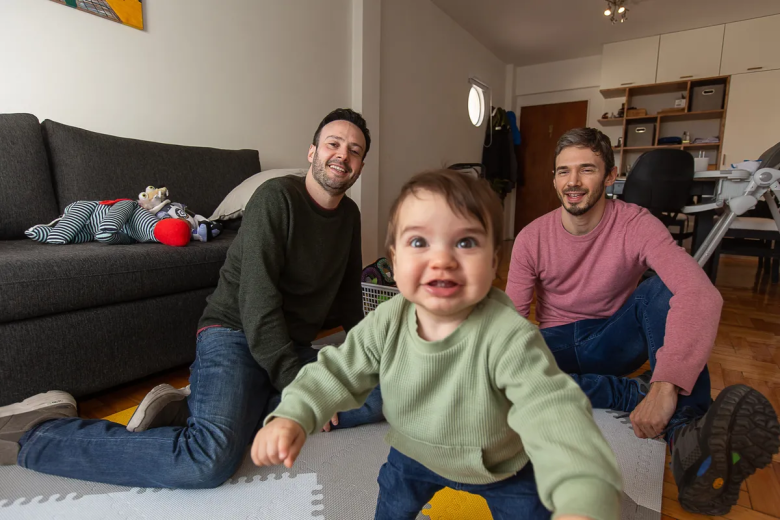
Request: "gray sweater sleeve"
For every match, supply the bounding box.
[237,187,300,391]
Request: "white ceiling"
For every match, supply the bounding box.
[430,0,780,66]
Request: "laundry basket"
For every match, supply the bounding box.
[361,282,400,316]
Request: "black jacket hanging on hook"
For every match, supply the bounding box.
[481,106,518,200]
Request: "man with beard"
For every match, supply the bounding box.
[0,109,383,489]
[506,127,779,515]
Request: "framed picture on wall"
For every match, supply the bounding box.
[50,0,144,31]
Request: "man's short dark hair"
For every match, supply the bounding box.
[312,108,371,159]
[554,128,614,174]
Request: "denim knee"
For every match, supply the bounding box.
[636,274,672,303]
[174,446,245,489]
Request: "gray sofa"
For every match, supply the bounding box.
[0,114,260,406]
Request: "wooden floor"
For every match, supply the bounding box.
[79,243,780,520]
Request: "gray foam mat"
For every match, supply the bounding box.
[0,409,665,519]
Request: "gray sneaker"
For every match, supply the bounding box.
[0,391,77,465]
[126,384,191,432]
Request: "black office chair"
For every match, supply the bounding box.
[622,149,695,246]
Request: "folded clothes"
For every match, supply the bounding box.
[658,136,683,145]
[692,136,720,144]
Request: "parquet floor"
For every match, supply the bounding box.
[78,244,780,520]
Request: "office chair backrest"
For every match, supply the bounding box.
[622,149,695,215]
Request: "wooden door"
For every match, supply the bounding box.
[514,100,588,234]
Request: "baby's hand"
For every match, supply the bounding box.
[251,417,306,469]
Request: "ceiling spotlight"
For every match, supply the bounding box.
[603,1,628,24]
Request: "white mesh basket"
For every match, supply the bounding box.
[361,282,400,316]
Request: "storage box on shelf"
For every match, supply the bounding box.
[598,75,730,176]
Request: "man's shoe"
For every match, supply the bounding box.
[672,384,780,515]
[0,391,77,465]
[126,384,191,432]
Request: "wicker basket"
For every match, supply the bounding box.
[361,282,400,316]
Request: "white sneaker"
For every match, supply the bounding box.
[126,384,191,432]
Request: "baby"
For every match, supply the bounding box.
[252,169,622,520]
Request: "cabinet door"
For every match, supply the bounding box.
[721,70,780,167]
[657,26,724,83]
[720,14,780,76]
[600,36,660,89]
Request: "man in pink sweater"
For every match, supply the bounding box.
[507,128,779,515]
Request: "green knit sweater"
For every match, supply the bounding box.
[269,288,622,520]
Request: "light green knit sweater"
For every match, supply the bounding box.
[269,288,622,520]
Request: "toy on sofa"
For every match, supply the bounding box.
[138,186,223,242]
[25,199,191,247]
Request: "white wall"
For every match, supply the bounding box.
[350,0,382,262]
[378,0,506,248]
[0,0,352,170]
[515,56,602,97]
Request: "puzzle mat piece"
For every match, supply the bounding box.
[281,421,391,520]
[421,488,492,520]
[0,472,321,520]
[594,408,666,513]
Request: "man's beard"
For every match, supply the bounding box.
[311,150,358,195]
[557,182,606,217]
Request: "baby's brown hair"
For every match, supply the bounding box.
[385,169,504,264]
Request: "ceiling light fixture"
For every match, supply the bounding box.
[603,0,628,24]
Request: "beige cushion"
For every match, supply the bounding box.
[208,168,306,221]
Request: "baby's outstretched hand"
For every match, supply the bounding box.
[251,417,306,469]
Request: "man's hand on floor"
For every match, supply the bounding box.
[251,417,306,469]
[321,413,339,432]
[629,381,678,439]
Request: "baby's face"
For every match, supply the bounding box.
[391,190,497,322]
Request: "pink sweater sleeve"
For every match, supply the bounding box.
[631,214,723,395]
[506,230,536,318]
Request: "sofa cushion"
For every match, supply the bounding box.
[0,230,237,324]
[42,119,261,217]
[0,114,60,240]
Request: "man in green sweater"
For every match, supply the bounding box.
[0,109,383,489]
[252,170,622,520]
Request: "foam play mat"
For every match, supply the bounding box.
[0,407,665,520]
[0,328,666,519]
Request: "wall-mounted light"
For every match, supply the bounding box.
[468,77,491,127]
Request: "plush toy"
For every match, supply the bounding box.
[138,186,223,242]
[25,199,191,247]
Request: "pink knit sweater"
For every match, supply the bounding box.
[506,200,722,395]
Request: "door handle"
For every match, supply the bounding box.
[680,75,694,79]
[747,67,763,71]
[620,82,634,86]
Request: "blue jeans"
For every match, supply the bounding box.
[374,448,549,520]
[540,276,712,441]
[18,327,383,488]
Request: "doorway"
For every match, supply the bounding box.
[514,100,589,234]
